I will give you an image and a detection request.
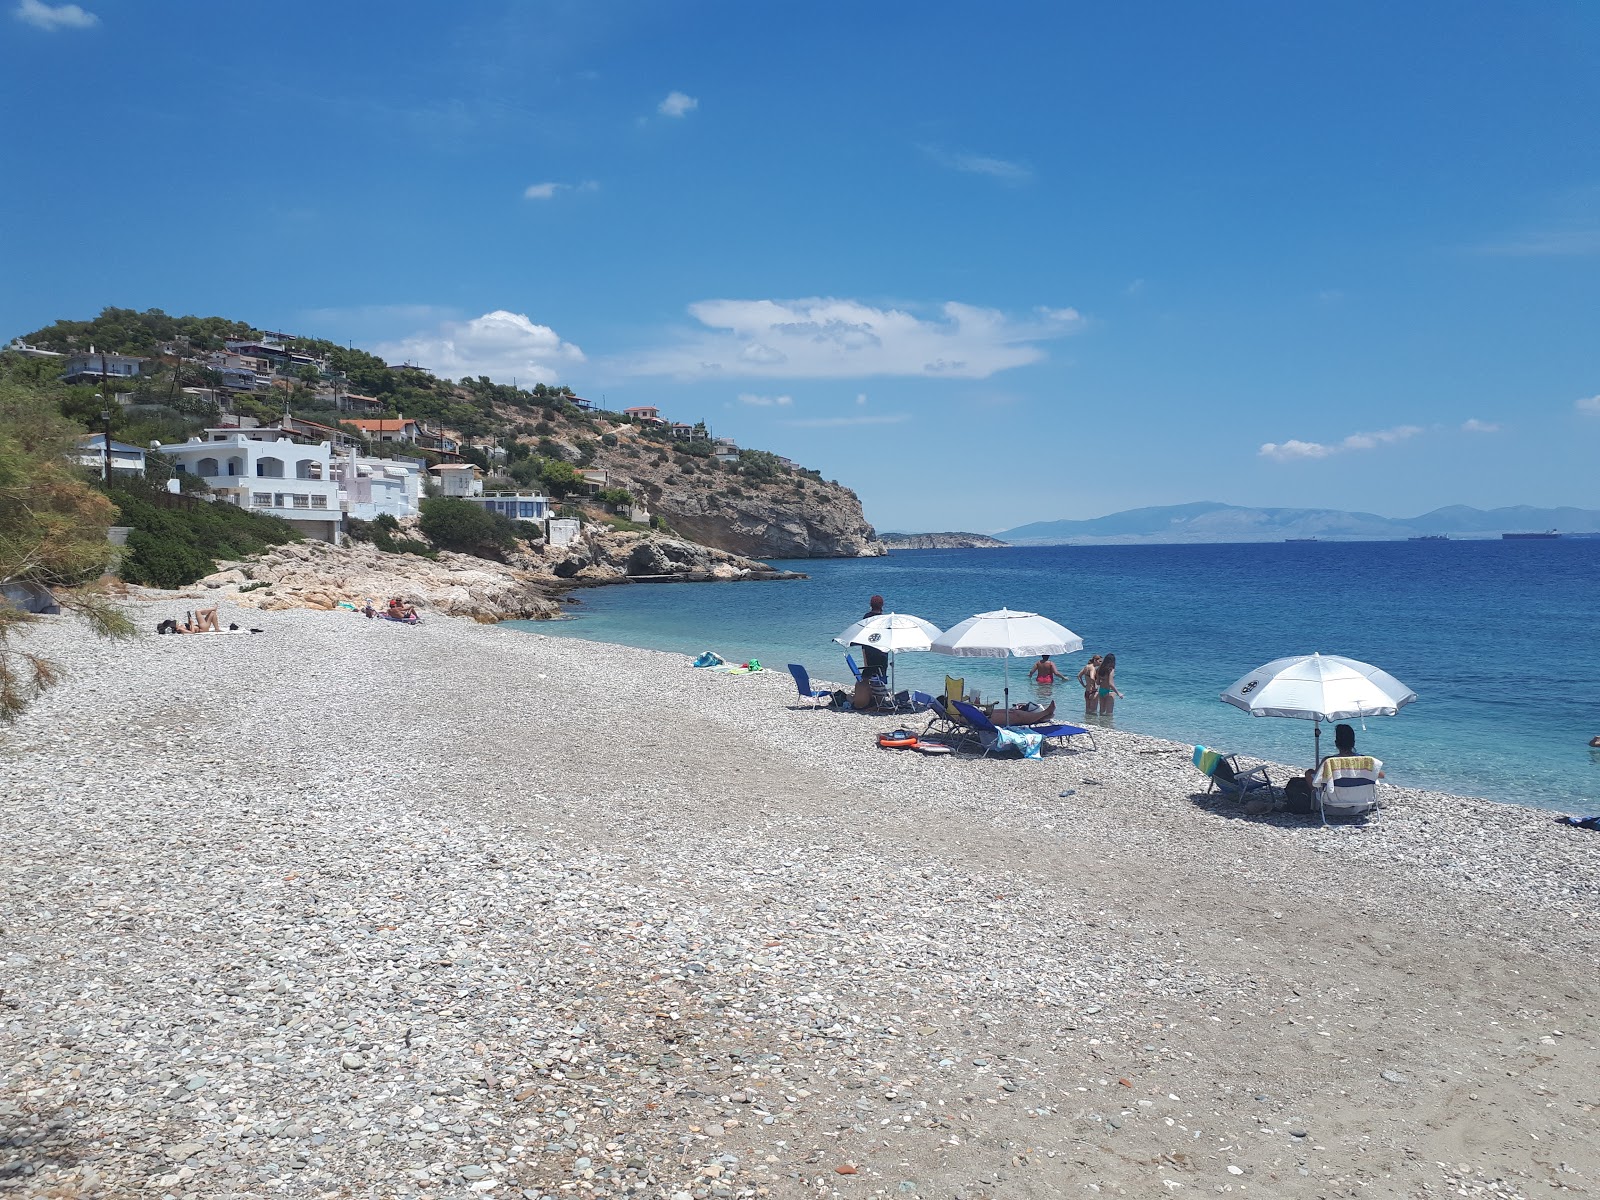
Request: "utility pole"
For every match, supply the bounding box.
[100,406,112,483]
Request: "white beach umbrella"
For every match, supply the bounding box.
[833,612,942,693]
[1220,652,1417,765]
[930,608,1084,710]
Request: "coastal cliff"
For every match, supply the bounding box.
[880,532,1008,550]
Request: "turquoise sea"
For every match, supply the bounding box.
[507,540,1600,812]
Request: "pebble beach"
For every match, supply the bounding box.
[2,597,1597,1199]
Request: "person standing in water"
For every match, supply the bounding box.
[1076,654,1102,715]
[1029,655,1063,686]
[1096,653,1124,716]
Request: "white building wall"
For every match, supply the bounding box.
[158,430,343,544]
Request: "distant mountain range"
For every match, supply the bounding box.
[998,502,1600,545]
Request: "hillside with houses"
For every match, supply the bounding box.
[9,307,883,563]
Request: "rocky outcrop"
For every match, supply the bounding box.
[198,541,561,621]
[880,532,1009,550]
[532,529,803,585]
[193,529,802,621]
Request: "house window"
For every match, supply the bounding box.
[253,493,271,507]
[292,495,310,509]
[518,502,539,519]
[310,495,328,509]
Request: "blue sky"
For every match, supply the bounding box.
[4,1,1597,532]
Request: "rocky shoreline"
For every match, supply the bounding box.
[191,530,804,622]
[1,599,1596,1198]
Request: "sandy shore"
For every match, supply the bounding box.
[2,596,1596,1199]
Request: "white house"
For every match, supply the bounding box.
[430,463,484,497]
[334,451,425,522]
[75,433,147,477]
[156,428,342,544]
[62,351,146,384]
[346,416,420,443]
[463,491,553,524]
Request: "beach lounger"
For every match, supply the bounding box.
[846,654,863,682]
[1026,720,1097,751]
[1192,745,1277,802]
[952,701,1045,758]
[787,664,836,708]
[920,692,963,740]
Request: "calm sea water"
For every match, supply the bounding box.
[506,540,1600,812]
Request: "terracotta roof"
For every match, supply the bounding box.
[345,418,417,432]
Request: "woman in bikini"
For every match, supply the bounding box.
[1077,654,1102,715]
[1096,653,1124,716]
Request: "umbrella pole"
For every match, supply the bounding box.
[1003,658,1011,713]
[1313,721,1321,770]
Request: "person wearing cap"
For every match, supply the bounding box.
[859,594,890,681]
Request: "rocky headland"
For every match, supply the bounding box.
[194,529,800,621]
[879,532,1009,550]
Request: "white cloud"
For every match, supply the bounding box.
[737,392,792,407]
[374,310,585,385]
[523,180,597,200]
[657,91,698,118]
[1474,229,1600,257]
[1259,425,1423,462]
[623,297,1082,380]
[781,414,913,429]
[1461,418,1500,433]
[855,392,867,406]
[1576,394,1600,416]
[14,0,96,29]
[921,145,1032,184]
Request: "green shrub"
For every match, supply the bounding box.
[110,482,299,588]
[418,497,519,560]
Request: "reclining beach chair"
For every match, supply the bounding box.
[952,701,1045,758]
[845,654,863,682]
[919,691,962,740]
[1024,718,1097,752]
[1314,755,1382,820]
[1192,746,1277,802]
[786,664,836,708]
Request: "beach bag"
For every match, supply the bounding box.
[829,689,851,709]
[1284,775,1315,815]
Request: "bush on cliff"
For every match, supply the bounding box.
[418,497,521,561]
[109,481,300,588]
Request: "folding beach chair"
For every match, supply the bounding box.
[846,654,863,682]
[1192,746,1277,802]
[951,701,1046,758]
[1313,755,1382,820]
[1024,719,1097,751]
[787,664,836,708]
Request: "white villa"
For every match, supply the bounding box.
[463,491,553,524]
[430,463,484,497]
[156,428,343,544]
[334,451,425,522]
[75,433,147,477]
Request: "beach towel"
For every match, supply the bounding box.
[1193,745,1223,777]
[984,726,1044,759]
[691,651,725,668]
[1315,755,1381,785]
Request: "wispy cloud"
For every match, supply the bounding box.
[780,414,913,428]
[657,90,698,118]
[373,310,585,384]
[622,297,1083,381]
[1474,229,1600,257]
[1577,394,1600,416]
[523,180,598,200]
[1461,418,1500,433]
[1259,425,1423,462]
[737,392,792,407]
[13,0,97,29]
[920,144,1032,185]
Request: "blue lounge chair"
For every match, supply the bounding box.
[1022,718,1097,752]
[845,654,863,682]
[951,701,1050,758]
[787,664,836,708]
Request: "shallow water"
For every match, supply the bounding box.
[506,539,1600,812]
